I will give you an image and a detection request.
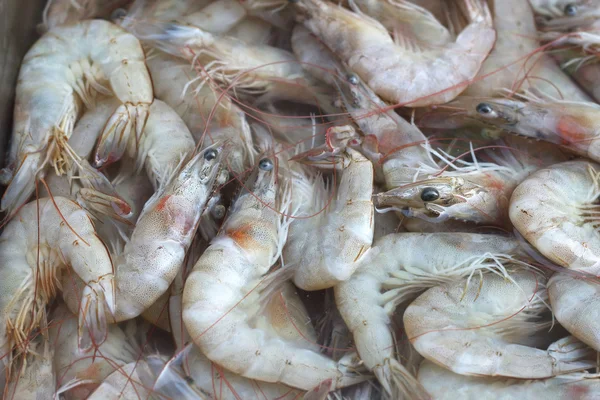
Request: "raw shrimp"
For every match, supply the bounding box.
[466,95,600,163]
[404,270,594,378]
[284,145,374,290]
[183,156,365,391]
[529,0,600,29]
[41,0,133,32]
[294,0,496,106]
[1,20,153,216]
[335,232,529,397]
[50,304,139,400]
[131,21,330,107]
[4,339,55,400]
[418,359,600,400]
[155,344,305,400]
[0,197,115,364]
[374,137,568,227]
[463,0,591,101]
[510,160,600,351]
[145,50,255,174]
[86,360,155,400]
[62,146,223,326]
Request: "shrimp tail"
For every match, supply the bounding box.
[93,104,132,168]
[78,276,115,351]
[548,336,597,374]
[376,358,429,400]
[1,152,43,216]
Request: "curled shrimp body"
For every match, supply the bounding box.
[510,160,600,351]
[183,157,364,391]
[50,304,139,399]
[404,270,595,379]
[335,232,526,397]
[145,51,255,174]
[468,97,600,163]
[1,20,153,216]
[285,146,374,290]
[418,359,600,400]
[63,147,223,327]
[0,197,115,363]
[294,0,496,107]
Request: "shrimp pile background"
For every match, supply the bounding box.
[3,0,600,398]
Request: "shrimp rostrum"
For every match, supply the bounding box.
[183,156,366,391]
[1,19,153,216]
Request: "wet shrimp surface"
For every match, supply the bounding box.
[4,0,600,398]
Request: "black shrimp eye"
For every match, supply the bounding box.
[420,187,440,202]
[348,74,359,85]
[212,204,226,219]
[110,8,127,20]
[204,149,218,161]
[259,158,274,171]
[476,102,493,115]
[564,3,577,16]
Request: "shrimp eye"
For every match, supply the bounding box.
[212,204,226,219]
[564,4,577,16]
[476,103,493,115]
[110,8,127,21]
[259,158,274,171]
[347,74,359,85]
[204,149,218,161]
[420,187,439,202]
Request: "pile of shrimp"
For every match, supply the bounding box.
[4,0,600,398]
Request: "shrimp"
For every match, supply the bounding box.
[405,270,595,379]
[0,197,115,366]
[49,303,140,399]
[145,50,255,174]
[62,146,223,327]
[40,0,133,32]
[465,95,600,163]
[182,156,365,391]
[284,144,374,290]
[418,359,600,400]
[335,232,528,397]
[530,0,600,29]
[130,21,331,108]
[4,338,55,400]
[373,136,568,227]
[463,0,590,101]
[1,20,153,216]
[509,160,600,351]
[294,0,496,106]
[155,344,306,400]
[86,360,155,400]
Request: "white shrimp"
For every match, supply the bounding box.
[335,232,529,398]
[463,0,591,101]
[284,144,374,290]
[144,50,255,174]
[404,270,595,378]
[1,20,153,216]
[183,156,366,390]
[40,0,132,32]
[0,197,115,364]
[86,360,156,400]
[418,359,600,400]
[295,0,496,106]
[510,160,600,351]
[62,146,223,327]
[49,303,140,400]
[4,338,55,400]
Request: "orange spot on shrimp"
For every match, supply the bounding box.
[227,224,258,248]
[156,195,172,211]
[557,115,591,144]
